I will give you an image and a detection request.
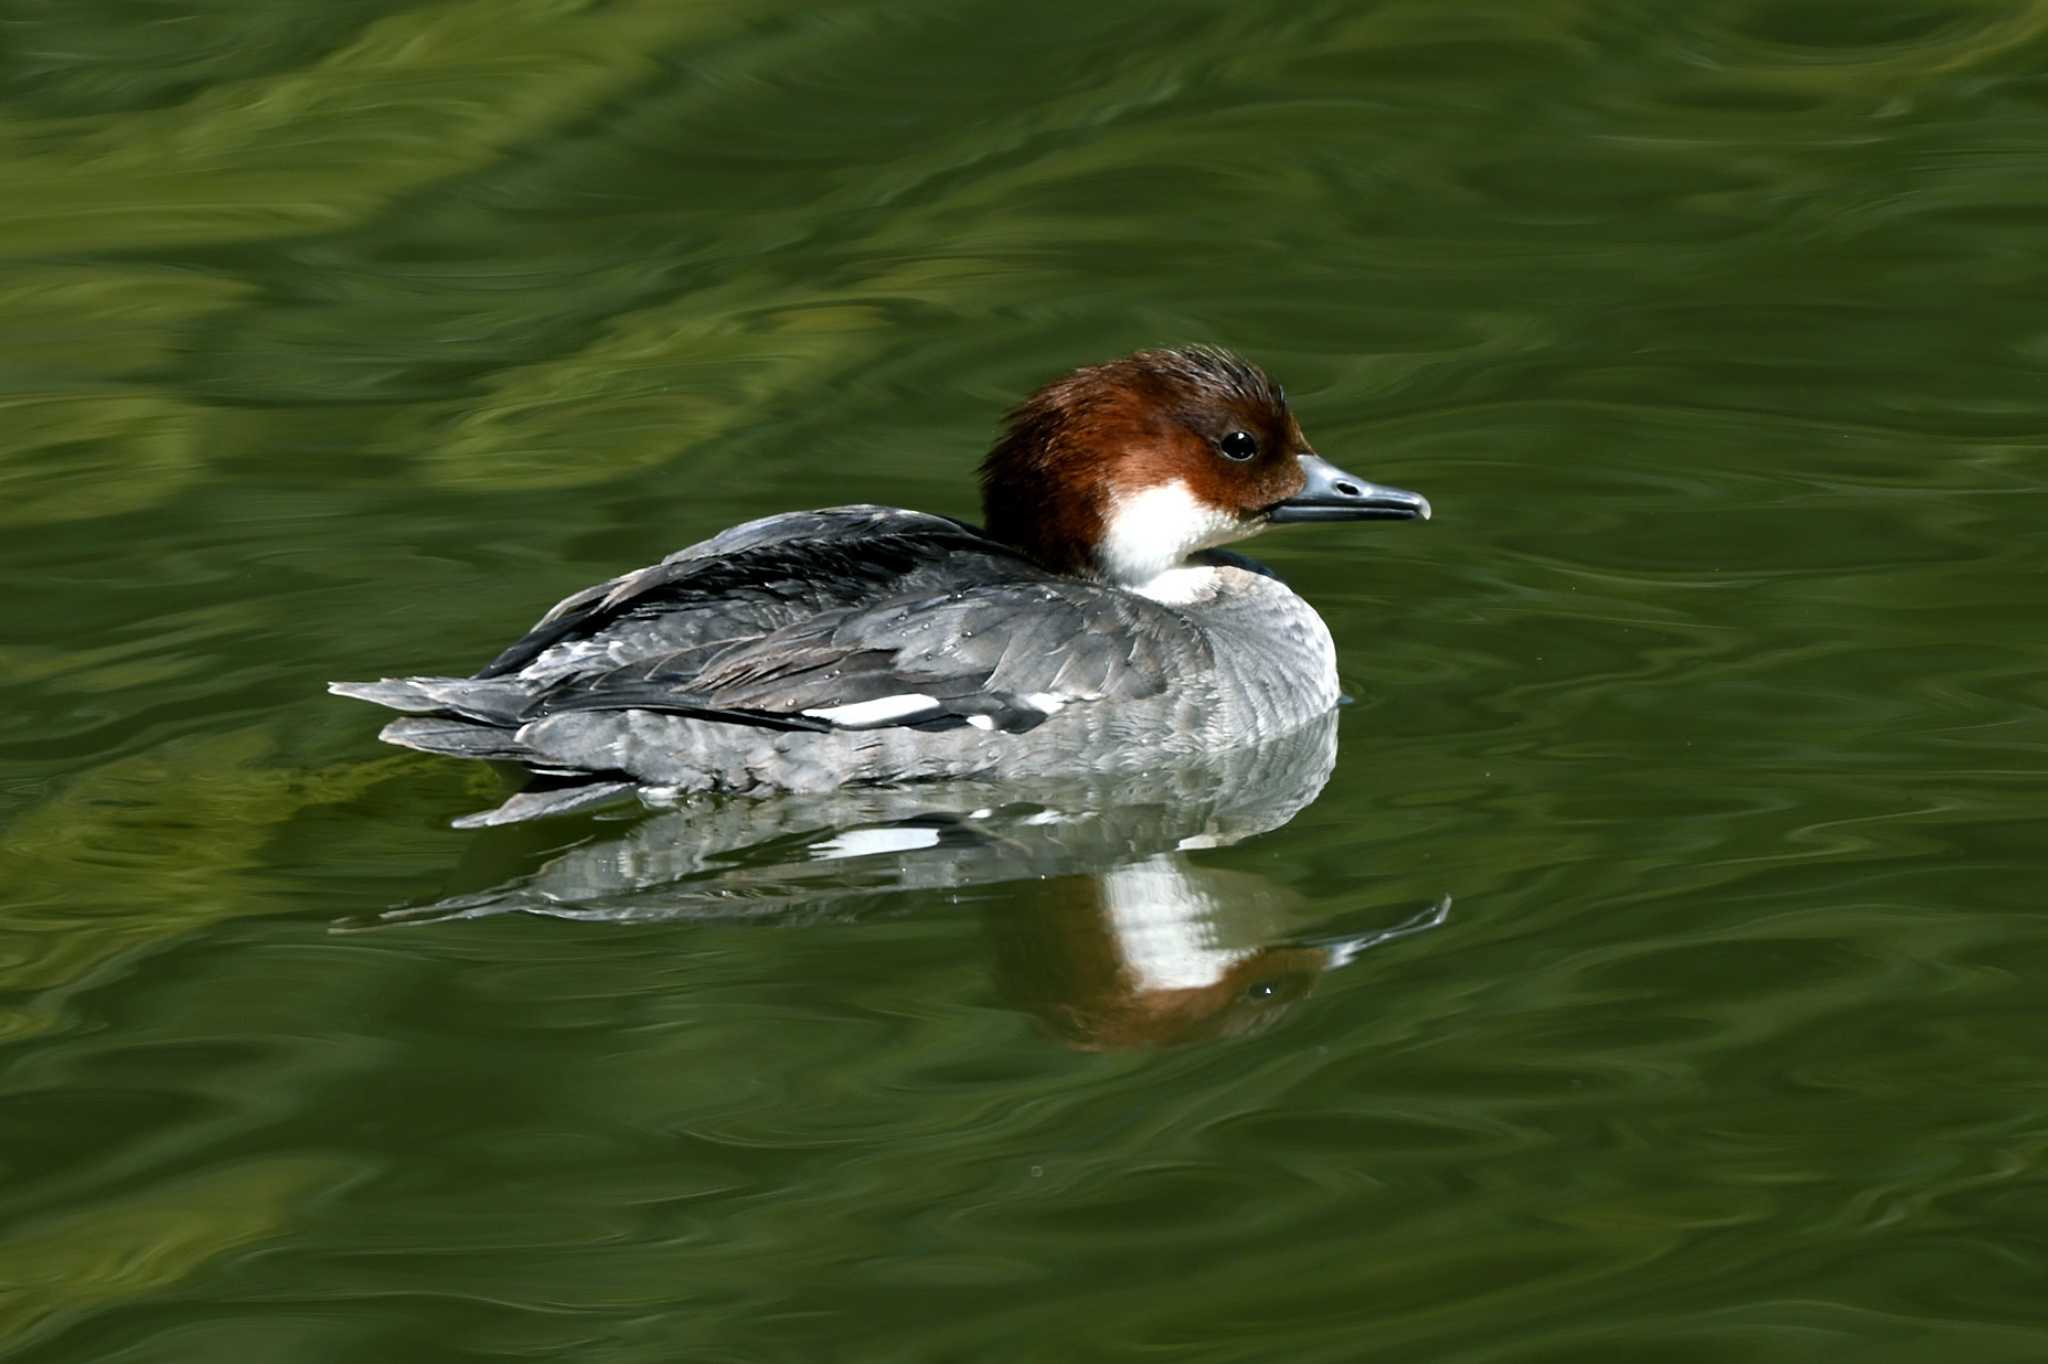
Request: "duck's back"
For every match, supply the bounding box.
[479,505,1025,684]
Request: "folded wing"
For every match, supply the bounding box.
[523,579,1205,735]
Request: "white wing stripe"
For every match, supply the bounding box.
[801,693,942,727]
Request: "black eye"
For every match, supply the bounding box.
[1218,430,1258,461]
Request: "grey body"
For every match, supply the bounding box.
[332,506,1342,825]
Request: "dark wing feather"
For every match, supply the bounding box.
[477,507,1012,679]
[522,581,1206,734]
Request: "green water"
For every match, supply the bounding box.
[5,1,2048,1358]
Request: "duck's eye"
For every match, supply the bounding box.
[1218,430,1259,461]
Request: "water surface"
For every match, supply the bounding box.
[4,2,2047,1360]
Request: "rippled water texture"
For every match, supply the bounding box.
[4,2,2047,1360]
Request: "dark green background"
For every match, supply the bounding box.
[3,1,2045,1360]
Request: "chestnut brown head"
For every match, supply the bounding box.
[978,346,1428,587]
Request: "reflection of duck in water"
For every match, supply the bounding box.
[364,715,1450,1049]
[332,346,1427,826]
[990,860,1447,1050]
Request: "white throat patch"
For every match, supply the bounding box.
[1097,480,1250,590]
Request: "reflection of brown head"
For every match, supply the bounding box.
[986,865,1337,1050]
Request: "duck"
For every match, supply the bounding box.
[330,345,1429,826]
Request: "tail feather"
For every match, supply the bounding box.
[378,716,532,762]
[330,676,530,723]
[328,678,444,714]
[336,677,646,828]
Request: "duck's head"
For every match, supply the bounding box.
[978,345,1429,591]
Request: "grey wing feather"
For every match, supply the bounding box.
[474,506,1006,681]
[522,581,1204,734]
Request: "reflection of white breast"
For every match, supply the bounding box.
[1098,855,1257,991]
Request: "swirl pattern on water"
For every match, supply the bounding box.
[2,1,2047,1360]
